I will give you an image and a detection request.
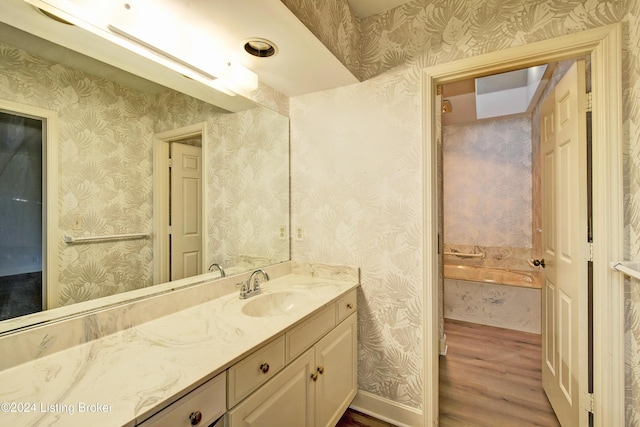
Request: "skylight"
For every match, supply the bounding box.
[475,65,548,120]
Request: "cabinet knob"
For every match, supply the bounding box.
[310,372,318,382]
[317,366,324,374]
[189,410,203,426]
[346,303,353,310]
[260,363,270,374]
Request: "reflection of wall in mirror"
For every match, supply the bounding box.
[0,40,289,307]
[203,106,289,275]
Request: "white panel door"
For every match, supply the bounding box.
[540,60,589,427]
[170,143,202,281]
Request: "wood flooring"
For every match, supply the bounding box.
[439,319,560,427]
[336,409,396,427]
[336,319,559,427]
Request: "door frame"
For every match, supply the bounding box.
[152,122,209,285]
[422,24,624,426]
[0,99,58,310]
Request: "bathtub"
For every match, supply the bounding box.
[443,264,541,289]
[443,264,541,333]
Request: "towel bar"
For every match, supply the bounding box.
[64,233,149,243]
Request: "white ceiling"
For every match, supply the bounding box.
[153,0,360,97]
[1,0,360,102]
[347,0,414,18]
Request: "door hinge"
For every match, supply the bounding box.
[168,158,173,168]
[589,392,595,414]
[168,226,172,236]
[588,242,594,263]
[586,91,593,112]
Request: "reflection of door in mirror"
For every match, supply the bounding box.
[170,140,203,281]
[0,111,43,321]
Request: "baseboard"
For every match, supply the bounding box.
[350,390,423,427]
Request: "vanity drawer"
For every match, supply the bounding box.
[138,372,225,427]
[286,304,336,363]
[228,335,286,407]
[336,288,357,322]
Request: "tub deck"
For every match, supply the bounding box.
[443,264,541,289]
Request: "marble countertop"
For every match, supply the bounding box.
[0,273,359,426]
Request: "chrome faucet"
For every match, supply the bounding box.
[208,263,226,278]
[240,269,269,299]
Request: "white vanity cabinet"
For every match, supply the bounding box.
[227,289,357,427]
[137,371,226,427]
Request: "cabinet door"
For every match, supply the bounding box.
[314,313,357,427]
[227,348,315,427]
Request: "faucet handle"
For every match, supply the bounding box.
[239,281,248,299]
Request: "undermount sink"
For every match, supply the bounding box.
[241,290,313,317]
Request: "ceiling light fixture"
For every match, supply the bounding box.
[25,0,259,96]
[244,38,277,58]
[107,24,236,96]
[36,7,73,25]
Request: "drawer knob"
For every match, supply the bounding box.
[346,303,353,310]
[189,410,203,426]
[260,363,270,374]
[310,372,318,382]
[317,366,324,375]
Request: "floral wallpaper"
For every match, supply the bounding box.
[287,0,637,420]
[0,41,289,307]
[0,43,160,305]
[290,76,424,407]
[206,106,290,274]
[443,116,532,249]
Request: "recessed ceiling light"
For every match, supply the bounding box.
[244,38,277,58]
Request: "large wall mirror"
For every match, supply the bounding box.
[0,4,290,331]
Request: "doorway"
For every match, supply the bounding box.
[422,24,624,427]
[0,100,58,317]
[437,58,588,425]
[153,122,208,285]
[439,63,554,335]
